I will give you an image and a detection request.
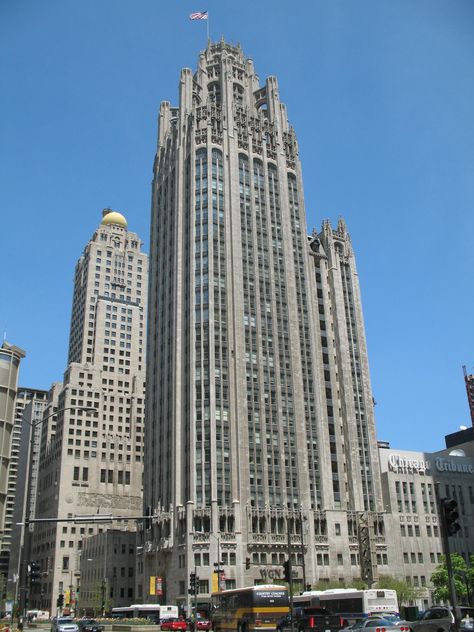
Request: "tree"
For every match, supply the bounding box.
[431,554,474,605]
[376,575,425,606]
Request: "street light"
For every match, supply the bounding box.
[210,533,223,592]
[20,405,96,616]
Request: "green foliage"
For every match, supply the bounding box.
[431,554,474,605]
[352,579,368,590]
[376,575,425,606]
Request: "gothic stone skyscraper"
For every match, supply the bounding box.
[32,210,147,612]
[143,41,386,607]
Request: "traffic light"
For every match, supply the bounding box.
[57,593,64,608]
[283,559,291,583]
[245,556,251,570]
[189,572,199,595]
[30,562,41,584]
[443,499,461,536]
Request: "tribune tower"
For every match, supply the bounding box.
[143,41,386,607]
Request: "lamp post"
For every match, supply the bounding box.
[19,405,96,617]
[84,545,108,618]
[210,533,223,592]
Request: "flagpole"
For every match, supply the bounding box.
[206,12,210,43]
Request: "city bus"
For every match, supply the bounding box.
[211,585,289,632]
[293,589,399,622]
[111,604,178,622]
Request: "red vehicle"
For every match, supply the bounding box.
[195,619,212,631]
[161,619,187,631]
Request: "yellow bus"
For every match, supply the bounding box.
[211,585,289,632]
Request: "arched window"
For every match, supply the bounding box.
[233,83,244,105]
[208,82,221,103]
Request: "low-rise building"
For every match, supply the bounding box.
[379,441,474,608]
[78,530,137,616]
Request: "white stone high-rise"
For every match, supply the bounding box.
[31,210,147,612]
[6,387,48,597]
[142,41,386,608]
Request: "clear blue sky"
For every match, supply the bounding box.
[1,0,473,452]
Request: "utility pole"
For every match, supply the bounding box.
[189,569,199,621]
[299,507,307,591]
[286,520,294,632]
[212,534,222,592]
[440,498,462,632]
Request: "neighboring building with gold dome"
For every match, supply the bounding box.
[101,208,128,229]
[29,209,148,613]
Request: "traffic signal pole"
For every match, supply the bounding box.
[287,526,294,632]
[440,498,461,632]
[194,567,198,620]
[18,512,155,618]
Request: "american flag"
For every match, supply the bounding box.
[190,11,208,20]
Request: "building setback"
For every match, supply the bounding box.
[31,210,147,613]
[142,40,386,609]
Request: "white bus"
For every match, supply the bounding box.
[293,589,399,622]
[111,604,179,622]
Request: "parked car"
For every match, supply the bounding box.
[370,614,413,630]
[339,618,410,632]
[412,607,474,632]
[160,618,188,631]
[277,607,345,632]
[411,606,452,632]
[414,606,460,632]
[78,620,104,632]
[339,625,356,632]
[51,617,79,632]
[188,619,212,632]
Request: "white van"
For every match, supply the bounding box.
[27,610,50,621]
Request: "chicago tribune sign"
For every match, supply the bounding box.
[389,455,430,473]
[389,454,474,475]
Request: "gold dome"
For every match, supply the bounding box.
[101,210,128,229]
